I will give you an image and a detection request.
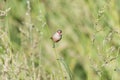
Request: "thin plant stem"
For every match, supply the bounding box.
[53,47,65,80]
[59,58,73,80]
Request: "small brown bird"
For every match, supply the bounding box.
[51,30,62,48]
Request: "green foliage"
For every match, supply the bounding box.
[0,0,120,80]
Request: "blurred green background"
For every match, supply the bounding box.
[0,0,120,80]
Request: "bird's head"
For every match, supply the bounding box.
[57,30,62,35]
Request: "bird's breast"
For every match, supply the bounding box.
[52,33,61,42]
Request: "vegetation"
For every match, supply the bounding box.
[0,0,120,80]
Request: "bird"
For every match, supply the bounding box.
[51,30,62,48]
